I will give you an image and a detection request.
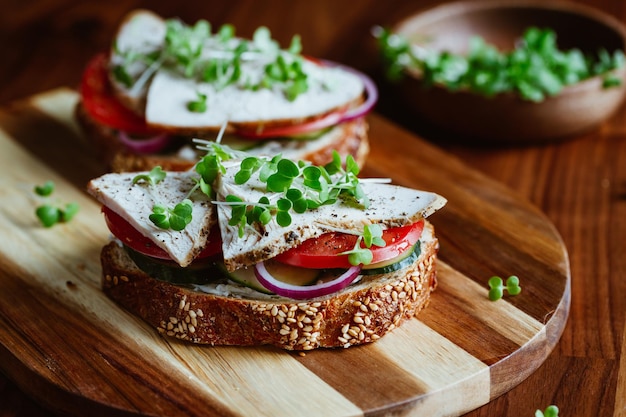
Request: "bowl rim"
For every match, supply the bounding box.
[394,0,626,42]
[391,0,626,103]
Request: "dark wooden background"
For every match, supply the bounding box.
[1,0,625,416]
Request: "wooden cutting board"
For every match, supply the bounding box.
[0,89,570,417]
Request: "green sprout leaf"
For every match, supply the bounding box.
[535,405,559,417]
[60,202,80,223]
[340,224,387,266]
[34,181,55,197]
[33,181,79,227]
[132,166,166,185]
[488,275,522,301]
[36,205,61,228]
[363,224,386,248]
[187,91,208,113]
[149,199,193,231]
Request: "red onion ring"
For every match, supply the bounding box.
[320,60,379,123]
[254,262,361,299]
[117,131,172,154]
[235,60,378,139]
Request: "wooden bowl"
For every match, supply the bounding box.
[392,0,626,144]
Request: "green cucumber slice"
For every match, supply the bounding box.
[125,246,221,284]
[220,260,321,294]
[218,134,263,151]
[217,263,272,294]
[360,242,421,276]
[285,126,333,141]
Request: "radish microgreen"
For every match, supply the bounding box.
[374,26,625,102]
[34,180,55,197]
[535,405,559,417]
[219,150,370,235]
[340,224,387,266]
[131,166,197,231]
[132,166,166,185]
[33,181,79,227]
[187,92,208,113]
[113,17,312,102]
[488,275,522,301]
[149,199,193,231]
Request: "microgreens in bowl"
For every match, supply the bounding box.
[374,26,625,102]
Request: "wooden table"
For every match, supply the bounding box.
[0,1,624,416]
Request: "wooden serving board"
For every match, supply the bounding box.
[0,89,570,417]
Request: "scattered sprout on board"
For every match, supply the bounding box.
[374,26,625,102]
[488,275,521,301]
[535,405,559,417]
[33,181,79,227]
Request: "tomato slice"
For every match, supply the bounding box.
[234,108,348,140]
[101,206,222,261]
[80,53,156,135]
[274,220,424,269]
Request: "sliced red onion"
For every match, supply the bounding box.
[234,60,378,139]
[117,131,172,154]
[321,60,379,123]
[254,262,361,299]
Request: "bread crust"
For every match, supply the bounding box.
[75,100,370,173]
[101,222,439,350]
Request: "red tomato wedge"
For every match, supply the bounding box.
[274,220,424,269]
[80,53,155,135]
[102,206,222,261]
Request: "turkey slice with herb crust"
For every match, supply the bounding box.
[87,170,215,267]
[214,160,447,271]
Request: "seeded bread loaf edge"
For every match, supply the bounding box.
[75,101,370,173]
[100,221,438,350]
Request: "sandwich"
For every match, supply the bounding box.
[77,9,376,173]
[86,144,446,350]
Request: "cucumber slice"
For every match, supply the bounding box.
[218,264,273,294]
[219,260,321,294]
[286,126,333,141]
[125,246,221,284]
[218,134,263,151]
[360,242,421,276]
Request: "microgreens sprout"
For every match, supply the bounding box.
[34,180,55,197]
[149,199,193,231]
[113,18,311,102]
[535,405,559,417]
[374,26,625,102]
[187,92,208,112]
[218,150,370,236]
[132,166,166,185]
[131,166,196,231]
[339,224,387,266]
[488,275,522,301]
[33,181,79,227]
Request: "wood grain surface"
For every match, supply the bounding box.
[0,1,624,416]
[0,88,568,417]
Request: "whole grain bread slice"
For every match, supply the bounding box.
[75,100,370,172]
[101,221,439,350]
